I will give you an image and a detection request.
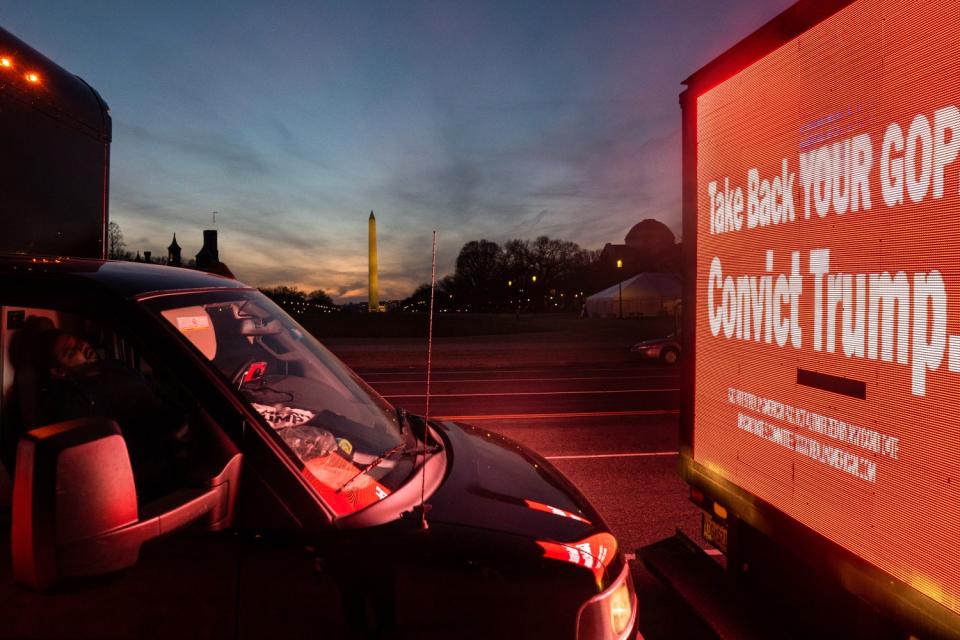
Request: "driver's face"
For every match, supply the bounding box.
[51,334,99,373]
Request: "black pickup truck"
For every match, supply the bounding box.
[0,257,638,639]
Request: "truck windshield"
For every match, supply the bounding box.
[144,289,414,514]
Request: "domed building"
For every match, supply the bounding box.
[589,219,682,318]
[624,219,675,252]
[599,218,679,273]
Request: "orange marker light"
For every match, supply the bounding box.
[0,57,12,69]
[24,72,40,84]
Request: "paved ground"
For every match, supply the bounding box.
[327,335,716,639]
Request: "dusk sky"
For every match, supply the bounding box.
[6,1,793,301]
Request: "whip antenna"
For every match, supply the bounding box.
[419,229,438,530]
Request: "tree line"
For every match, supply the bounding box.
[258,286,338,314]
[400,234,680,313]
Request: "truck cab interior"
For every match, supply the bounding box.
[0,304,243,591]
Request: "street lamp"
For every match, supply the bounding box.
[616,259,623,319]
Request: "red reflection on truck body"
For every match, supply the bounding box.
[537,532,617,585]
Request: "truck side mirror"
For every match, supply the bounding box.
[11,416,242,591]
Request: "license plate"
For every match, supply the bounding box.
[702,512,728,554]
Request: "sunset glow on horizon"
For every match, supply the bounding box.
[6,0,793,302]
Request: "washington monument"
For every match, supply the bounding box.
[368,211,379,312]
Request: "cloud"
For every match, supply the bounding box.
[119,122,269,178]
[20,0,796,303]
[108,56,683,302]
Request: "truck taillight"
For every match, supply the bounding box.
[690,487,704,506]
[0,57,11,68]
[24,72,40,84]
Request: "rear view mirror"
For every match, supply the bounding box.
[239,318,281,336]
[12,416,242,591]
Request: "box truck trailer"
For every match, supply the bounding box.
[0,26,111,258]
[681,0,960,636]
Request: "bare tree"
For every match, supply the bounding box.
[453,239,503,310]
[107,221,126,259]
[307,289,337,309]
[260,286,307,304]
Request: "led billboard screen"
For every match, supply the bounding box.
[695,0,960,614]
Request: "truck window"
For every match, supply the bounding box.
[145,290,418,516]
[3,308,197,501]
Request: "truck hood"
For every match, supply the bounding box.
[425,420,608,543]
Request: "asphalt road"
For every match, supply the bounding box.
[348,359,714,639]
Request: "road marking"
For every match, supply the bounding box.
[544,451,678,460]
[370,374,680,385]
[383,388,680,399]
[434,409,679,421]
[705,548,724,556]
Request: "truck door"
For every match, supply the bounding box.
[0,303,242,638]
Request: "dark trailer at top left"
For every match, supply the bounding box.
[0,26,111,259]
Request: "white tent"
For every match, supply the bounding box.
[584,272,681,318]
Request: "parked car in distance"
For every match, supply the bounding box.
[630,333,680,365]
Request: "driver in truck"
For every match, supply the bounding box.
[35,327,191,496]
